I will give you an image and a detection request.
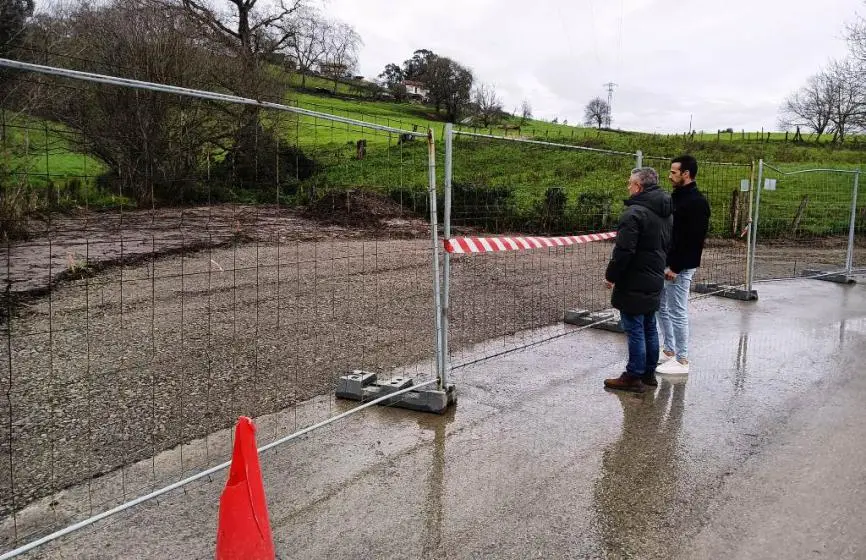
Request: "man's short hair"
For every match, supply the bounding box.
[672,155,698,179]
[630,167,659,189]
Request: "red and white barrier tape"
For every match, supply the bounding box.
[444,232,617,254]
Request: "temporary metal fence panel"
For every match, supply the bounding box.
[443,128,637,368]
[851,169,866,275]
[5,55,864,560]
[751,162,861,282]
[0,57,440,556]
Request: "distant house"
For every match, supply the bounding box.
[317,62,349,79]
[401,80,429,98]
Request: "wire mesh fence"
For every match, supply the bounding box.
[444,130,637,368]
[3,51,866,559]
[751,163,862,281]
[0,57,441,553]
[442,134,756,371]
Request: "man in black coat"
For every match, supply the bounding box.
[603,167,673,393]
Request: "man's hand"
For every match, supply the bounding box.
[603,280,614,289]
[665,268,677,281]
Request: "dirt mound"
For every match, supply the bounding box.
[303,189,418,228]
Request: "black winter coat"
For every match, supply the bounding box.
[667,183,711,273]
[605,184,673,315]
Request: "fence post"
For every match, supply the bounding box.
[744,162,755,291]
[426,129,445,388]
[747,159,764,291]
[845,169,860,277]
[744,160,755,293]
[635,150,643,168]
[441,123,453,387]
[730,188,741,237]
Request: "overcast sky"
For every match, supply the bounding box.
[326,0,862,133]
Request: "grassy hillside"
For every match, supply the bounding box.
[3,75,865,240]
[274,87,864,237]
[0,115,112,207]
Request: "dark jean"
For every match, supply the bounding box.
[619,311,660,377]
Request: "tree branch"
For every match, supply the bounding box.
[181,0,241,40]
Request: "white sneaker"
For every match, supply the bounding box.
[656,359,689,375]
[658,350,674,365]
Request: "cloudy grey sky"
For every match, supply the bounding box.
[326,0,862,133]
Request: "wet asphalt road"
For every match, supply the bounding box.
[14,278,866,559]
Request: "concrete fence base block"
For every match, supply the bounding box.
[800,270,857,285]
[693,282,759,301]
[564,309,624,333]
[336,370,456,414]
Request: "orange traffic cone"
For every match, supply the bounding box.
[215,417,275,560]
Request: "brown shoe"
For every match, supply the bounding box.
[604,372,646,393]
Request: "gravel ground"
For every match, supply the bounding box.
[1,204,429,299]
[0,203,857,525]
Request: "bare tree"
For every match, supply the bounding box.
[282,7,328,87]
[0,0,36,239]
[847,10,866,65]
[0,0,35,103]
[26,0,225,204]
[520,99,532,124]
[584,97,610,129]
[472,83,503,127]
[781,59,866,143]
[323,21,361,93]
[175,0,304,100]
[170,0,315,194]
[0,0,34,57]
[826,58,864,142]
[778,71,833,141]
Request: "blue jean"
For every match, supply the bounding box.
[658,268,696,361]
[619,311,659,377]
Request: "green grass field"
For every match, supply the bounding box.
[3,72,865,238]
[1,116,103,180]
[0,114,118,210]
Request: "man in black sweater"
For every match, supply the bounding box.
[656,155,711,376]
[603,167,673,393]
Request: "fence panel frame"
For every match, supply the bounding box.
[0,57,445,558]
[751,161,861,285]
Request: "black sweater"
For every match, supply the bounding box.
[667,183,710,273]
